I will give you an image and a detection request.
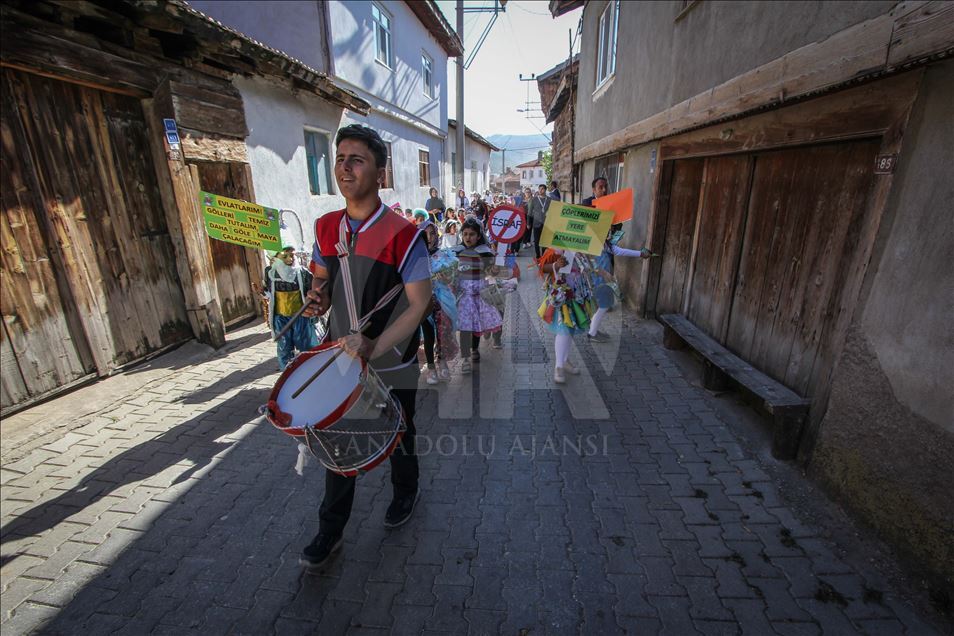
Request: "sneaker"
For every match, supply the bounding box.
[461,359,472,375]
[384,490,420,528]
[554,366,566,384]
[437,361,450,381]
[471,350,481,362]
[425,369,439,385]
[563,361,582,375]
[587,331,609,343]
[300,533,343,569]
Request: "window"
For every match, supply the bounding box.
[419,149,430,186]
[470,161,478,192]
[422,53,434,97]
[522,170,527,179]
[304,130,332,195]
[593,152,625,192]
[372,3,392,68]
[383,142,394,189]
[596,0,619,86]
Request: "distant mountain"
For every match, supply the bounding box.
[487,133,551,174]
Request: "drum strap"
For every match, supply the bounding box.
[336,210,404,334]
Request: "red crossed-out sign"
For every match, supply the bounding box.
[487,204,527,244]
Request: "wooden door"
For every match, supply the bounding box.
[192,162,258,326]
[1,69,191,407]
[723,140,880,395]
[1,85,96,409]
[653,158,704,315]
[686,154,754,340]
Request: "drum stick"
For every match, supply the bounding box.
[290,321,370,400]
[273,281,327,342]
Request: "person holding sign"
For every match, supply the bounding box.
[536,248,595,384]
[587,232,653,342]
[264,247,318,369]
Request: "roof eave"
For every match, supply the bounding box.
[404,0,465,57]
[548,0,585,18]
[167,0,371,114]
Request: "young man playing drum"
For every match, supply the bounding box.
[301,124,433,568]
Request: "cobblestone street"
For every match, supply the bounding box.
[0,259,947,635]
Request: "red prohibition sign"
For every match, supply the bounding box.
[487,204,527,244]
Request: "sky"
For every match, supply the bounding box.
[434,0,582,142]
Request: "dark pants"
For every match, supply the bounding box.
[422,315,437,365]
[318,366,419,536]
[533,226,545,259]
[459,332,480,356]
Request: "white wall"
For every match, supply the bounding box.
[327,0,447,131]
[236,76,346,251]
[446,125,493,198]
[519,166,546,189]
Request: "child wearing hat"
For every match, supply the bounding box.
[264,247,318,369]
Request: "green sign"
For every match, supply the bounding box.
[200,191,281,252]
[538,201,615,256]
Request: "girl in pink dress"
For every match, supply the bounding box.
[452,218,502,374]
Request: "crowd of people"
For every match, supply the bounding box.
[256,124,657,569]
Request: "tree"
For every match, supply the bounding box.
[541,149,553,184]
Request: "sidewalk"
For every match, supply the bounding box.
[1,261,948,635]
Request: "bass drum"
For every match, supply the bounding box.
[264,343,405,476]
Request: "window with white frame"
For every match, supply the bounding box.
[596,0,619,87]
[304,129,332,195]
[372,3,393,68]
[422,52,434,97]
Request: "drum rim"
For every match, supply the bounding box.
[265,342,367,435]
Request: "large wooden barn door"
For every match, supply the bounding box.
[722,139,880,396]
[651,139,879,399]
[0,69,192,411]
[191,163,258,327]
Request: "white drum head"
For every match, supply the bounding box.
[275,347,362,430]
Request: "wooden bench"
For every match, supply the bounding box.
[659,313,810,460]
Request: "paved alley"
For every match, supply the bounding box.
[0,258,947,635]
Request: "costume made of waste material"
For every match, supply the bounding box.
[536,249,597,336]
[428,248,461,361]
[451,243,502,336]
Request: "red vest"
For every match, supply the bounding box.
[312,205,423,371]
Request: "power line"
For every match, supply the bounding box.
[511,2,553,16]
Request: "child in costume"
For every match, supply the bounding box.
[264,246,318,369]
[452,218,502,374]
[537,248,596,383]
[587,225,652,342]
[423,249,460,382]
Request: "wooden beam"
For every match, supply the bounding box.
[142,89,226,349]
[168,80,248,138]
[180,128,249,163]
[575,1,952,163]
[658,71,923,160]
[0,20,157,96]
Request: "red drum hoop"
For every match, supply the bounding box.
[264,343,406,476]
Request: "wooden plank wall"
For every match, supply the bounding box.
[653,158,704,315]
[192,162,258,326]
[655,139,882,401]
[1,68,191,381]
[1,77,95,407]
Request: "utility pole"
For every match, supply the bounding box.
[455,0,465,193]
[455,1,506,194]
